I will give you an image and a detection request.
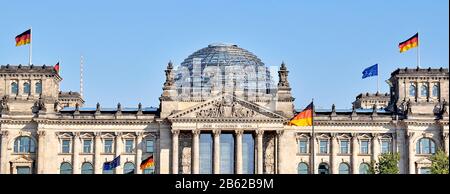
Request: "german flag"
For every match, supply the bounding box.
[399,33,418,53]
[289,102,313,126]
[54,62,60,73]
[15,29,31,47]
[140,155,154,170]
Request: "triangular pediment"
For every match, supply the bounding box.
[168,94,288,122]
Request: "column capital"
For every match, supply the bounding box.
[407,132,415,138]
[372,133,379,137]
[330,133,338,139]
[171,129,180,136]
[114,132,123,137]
[1,130,9,137]
[192,129,201,136]
[276,129,284,137]
[235,129,244,136]
[213,129,221,137]
[37,130,46,137]
[136,131,145,138]
[255,130,264,137]
[94,132,102,137]
[351,133,359,138]
[73,132,81,137]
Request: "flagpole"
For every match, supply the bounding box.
[377,64,379,93]
[311,98,315,174]
[417,32,420,68]
[29,27,32,65]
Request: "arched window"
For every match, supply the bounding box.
[81,162,94,174]
[409,84,416,97]
[416,138,436,154]
[432,84,439,97]
[60,162,72,174]
[103,162,114,174]
[359,163,370,174]
[297,162,308,174]
[11,82,18,95]
[123,162,135,174]
[23,82,30,95]
[318,163,329,174]
[420,84,428,97]
[14,136,36,153]
[35,82,42,94]
[339,163,350,174]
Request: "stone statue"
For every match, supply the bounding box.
[264,135,275,174]
[36,94,46,112]
[277,62,290,87]
[0,95,10,113]
[53,101,60,112]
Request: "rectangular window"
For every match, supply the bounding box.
[62,139,71,153]
[360,140,369,154]
[381,140,391,154]
[319,140,328,154]
[104,139,113,153]
[146,139,154,153]
[83,139,92,153]
[299,139,308,153]
[125,139,134,153]
[340,140,349,154]
[17,167,31,174]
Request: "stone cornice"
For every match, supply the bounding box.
[170,117,285,123]
[315,120,392,126]
[0,118,156,125]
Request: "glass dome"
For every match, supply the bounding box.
[180,43,265,70]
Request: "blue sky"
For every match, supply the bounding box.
[0,0,448,109]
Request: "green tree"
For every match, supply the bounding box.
[429,150,449,174]
[369,153,400,174]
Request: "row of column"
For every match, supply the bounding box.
[315,133,382,174]
[171,129,268,174]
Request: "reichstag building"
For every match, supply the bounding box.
[0,43,448,174]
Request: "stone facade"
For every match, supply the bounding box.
[0,44,448,174]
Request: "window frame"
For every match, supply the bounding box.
[61,139,72,154]
[339,139,350,154]
[338,163,350,174]
[359,139,370,154]
[416,138,436,155]
[381,138,392,154]
[125,139,135,154]
[298,162,309,174]
[35,81,42,94]
[298,138,308,154]
[409,83,416,97]
[319,139,329,154]
[11,81,18,95]
[81,162,94,174]
[60,162,73,174]
[14,136,36,153]
[83,139,93,154]
[103,139,114,154]
[145,139,155,153]
[420,84,428,97]
[23,82,31,95]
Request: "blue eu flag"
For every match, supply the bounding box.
[362,64,378,79]
[103,155,121,170]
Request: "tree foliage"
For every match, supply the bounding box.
[429,150,449,174]
[369,153,400,174]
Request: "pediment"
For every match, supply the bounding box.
[168,94,288,122]
[11,155,33,163]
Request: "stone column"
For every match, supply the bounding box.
[407,132,415,174]
[213,129,221,174]
[1,131,9,174]
[36,131,46,174]
[256,130,264,174]
[115,132,122,174]
[396,128,407,174]
[72,132,81,174]
[351,133,358,174]
[135,132,144,174]
[276,130,284,174]
[171,129,179,174]
[444,133,449,156]
[372,133,380,163]
[235,129,244,174]
[330,133,338,174]
[94,132,102,174]
[191,129,200,174]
